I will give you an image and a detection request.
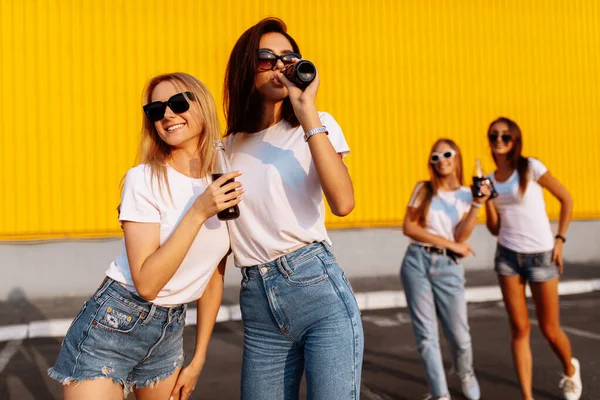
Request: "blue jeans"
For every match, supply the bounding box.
[400,244,474,397]
[239,242,364,400]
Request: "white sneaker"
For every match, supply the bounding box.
[559,357,583,400]
[460,371,481,400]
[423,396,451,400]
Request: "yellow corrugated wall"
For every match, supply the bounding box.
[1,0,599,240]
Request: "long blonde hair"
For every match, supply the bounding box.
[415,138,464,227]
[136,72,221,202]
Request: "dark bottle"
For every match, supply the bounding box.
[471,158,498,199]
[282,60,316,89]
[212,140,240,221]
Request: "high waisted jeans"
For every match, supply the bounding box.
[239,242,364,400]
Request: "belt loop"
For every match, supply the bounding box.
[241,267,248,279]
[178,304,187,324]
[93,276,113,300]
[142,303,157,326]
[321,241,331,254]
[276,256,292,277]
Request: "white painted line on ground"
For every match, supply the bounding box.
[0,340,22,373]
[28,319,72,339]
[0,325,28,342]
[0,279,598,342]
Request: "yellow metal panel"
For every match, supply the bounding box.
[1,0,599,240]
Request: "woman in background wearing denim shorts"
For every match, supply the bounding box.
[48,73,243,400]
[222,18,363,400]
[401,138,490,400]
[484,117,582,400]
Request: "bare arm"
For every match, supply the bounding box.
[169,257,227,400]
[278,69,354,216]
[455,185,491,242]
[538,170,573,272]
[485,200,500,236]
[124,172,242,300]
[538,171,573,238]
[190,257,226,369]
[403,207,459,250]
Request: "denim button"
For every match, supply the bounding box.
[260,267,268,274]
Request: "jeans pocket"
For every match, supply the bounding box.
[92,297,143,334]
[240,275,248,294]
[284,255,329,287]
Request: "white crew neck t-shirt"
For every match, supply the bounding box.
[105,164,230,306]
[408,182,473,244]
[490,157,554,253]
[224,111,350,267]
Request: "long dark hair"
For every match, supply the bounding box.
[415,139,464,227]
[223,17,301,135]
[488,117,529,196]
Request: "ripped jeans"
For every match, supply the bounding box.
[48,277,186,396]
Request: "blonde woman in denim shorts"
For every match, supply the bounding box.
[48,73,243,400]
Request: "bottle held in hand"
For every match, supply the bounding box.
[471,158,498,199]
[282,60,316,89]
[212,140,240,221]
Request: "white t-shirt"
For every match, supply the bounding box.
[224,111,350,267]
[105,164,230,306]
[490,157,554,253]
[408,182,473,244]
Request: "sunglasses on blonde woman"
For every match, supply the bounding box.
[143,92,195,122]
[430,149,456,164]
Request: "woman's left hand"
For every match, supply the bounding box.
[552,239,564,274]
[276,58,320,116]
[169,361,204,400]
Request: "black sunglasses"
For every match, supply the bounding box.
[256,49,301,71]
[488,132,513,144]
[143,92,195,122]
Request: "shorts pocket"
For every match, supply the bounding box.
[93,297,143,334]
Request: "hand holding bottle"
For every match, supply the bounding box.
[472,158,498,200]
[192,171,243,221]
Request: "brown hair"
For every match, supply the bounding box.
[488,117,529,196]
[415,139,464,227]
[223,17,301,135]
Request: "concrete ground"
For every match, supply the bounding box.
[1,285,599,399]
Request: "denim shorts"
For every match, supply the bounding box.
[48,277,186,395]
[494,244,559,282]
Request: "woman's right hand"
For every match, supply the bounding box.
[449,241,475,258]
[192,171,243,220]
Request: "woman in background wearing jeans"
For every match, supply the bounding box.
[485,117,581,400]
[401,138,489,400]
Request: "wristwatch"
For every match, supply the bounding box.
[304,126,328,142]
[555,234,567,243]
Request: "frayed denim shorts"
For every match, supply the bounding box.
[48,277,186,395]
[494,244,559,283]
